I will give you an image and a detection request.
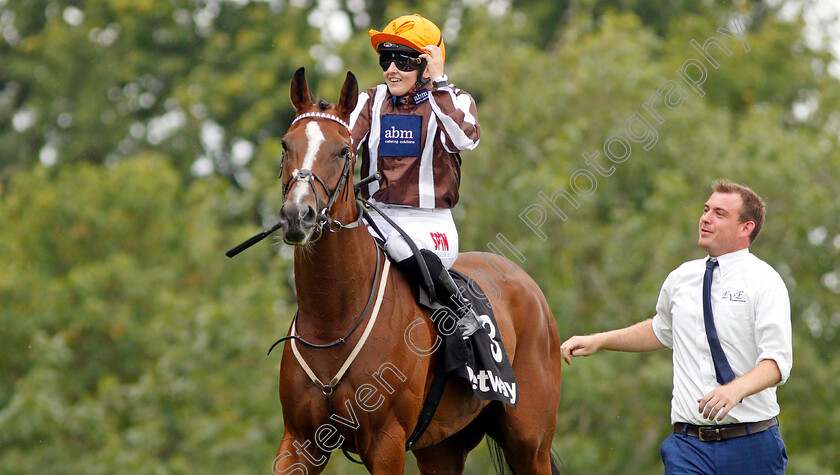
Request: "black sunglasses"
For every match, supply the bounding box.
[379,52,423,72]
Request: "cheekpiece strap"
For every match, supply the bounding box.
[291,112,352,135]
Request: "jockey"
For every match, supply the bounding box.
[350,14,483,337]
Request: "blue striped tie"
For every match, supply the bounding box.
[703,259,736,385]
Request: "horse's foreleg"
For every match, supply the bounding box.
[413,419,486,475]
[357,426,408,474]
[272,433,330,475]
[366,452,406,474]
[414,445,468,475]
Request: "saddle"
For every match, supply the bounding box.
[415,268,518,405]
[404,267,518,449]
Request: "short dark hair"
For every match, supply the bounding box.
[712,179,765,243]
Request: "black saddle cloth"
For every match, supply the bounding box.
[440,269,518,407]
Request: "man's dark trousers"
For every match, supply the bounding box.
[660,425,787,474]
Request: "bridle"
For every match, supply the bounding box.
[242,112,389,358]
[279,112,365,243]
[228,110,391,359]
[227,110,396,465]
[224,111,381,258]
[264,110,389,374]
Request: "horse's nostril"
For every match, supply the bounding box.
[301,205,317,223]
[279,203,295,223]
[280,202,316,227]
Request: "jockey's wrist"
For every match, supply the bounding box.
[432,74,448,88]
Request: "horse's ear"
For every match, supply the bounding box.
[290,67,314,113]
[335,71,358,121]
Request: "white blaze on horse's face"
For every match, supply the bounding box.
[302,121,325,170]
[290,121,326,204]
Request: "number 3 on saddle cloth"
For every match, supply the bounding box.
[414,269,518,408]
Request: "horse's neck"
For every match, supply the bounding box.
[293,227,379,339]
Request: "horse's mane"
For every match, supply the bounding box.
[316,99,332,111]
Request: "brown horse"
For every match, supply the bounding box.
[268,68,562,474]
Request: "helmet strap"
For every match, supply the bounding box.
[396,59,430,106]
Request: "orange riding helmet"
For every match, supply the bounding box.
[369,14,446,64]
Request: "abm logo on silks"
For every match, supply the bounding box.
[380,114,422,157]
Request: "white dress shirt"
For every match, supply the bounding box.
[652,248,792,425]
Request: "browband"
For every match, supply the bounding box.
[291,112,352,135]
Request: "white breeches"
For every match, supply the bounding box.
[365,202,459,269]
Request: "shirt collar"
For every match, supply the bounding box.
[388,83,432,107]
[708,247,750,277]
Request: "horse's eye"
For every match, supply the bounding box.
[339,147,350,158]
[281,140,288,152]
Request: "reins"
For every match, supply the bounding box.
[285,256,390,394]
[266,246,383,354]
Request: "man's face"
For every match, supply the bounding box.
[382,60,419,97]
[698,192,753,257]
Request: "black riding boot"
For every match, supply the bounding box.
[396,250,482,337]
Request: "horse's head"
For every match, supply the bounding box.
[278,67,358,245]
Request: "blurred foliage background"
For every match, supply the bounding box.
[1,0,838,473]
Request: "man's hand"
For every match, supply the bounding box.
[560,335,601,366]
[560,320,665,366]
[698,384,743,421]
[420,44,444,81]
[697,359,782,421]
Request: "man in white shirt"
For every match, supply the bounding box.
[560,179,792,474]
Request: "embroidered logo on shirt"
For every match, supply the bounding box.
[380,114,422,157]
[430,231,449,251]
[721,290,747,302]
[412,89,430,104]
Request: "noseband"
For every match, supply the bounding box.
[280,112,365,242]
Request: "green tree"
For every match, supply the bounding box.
[0,158,295,473]
[2,0,838,473]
